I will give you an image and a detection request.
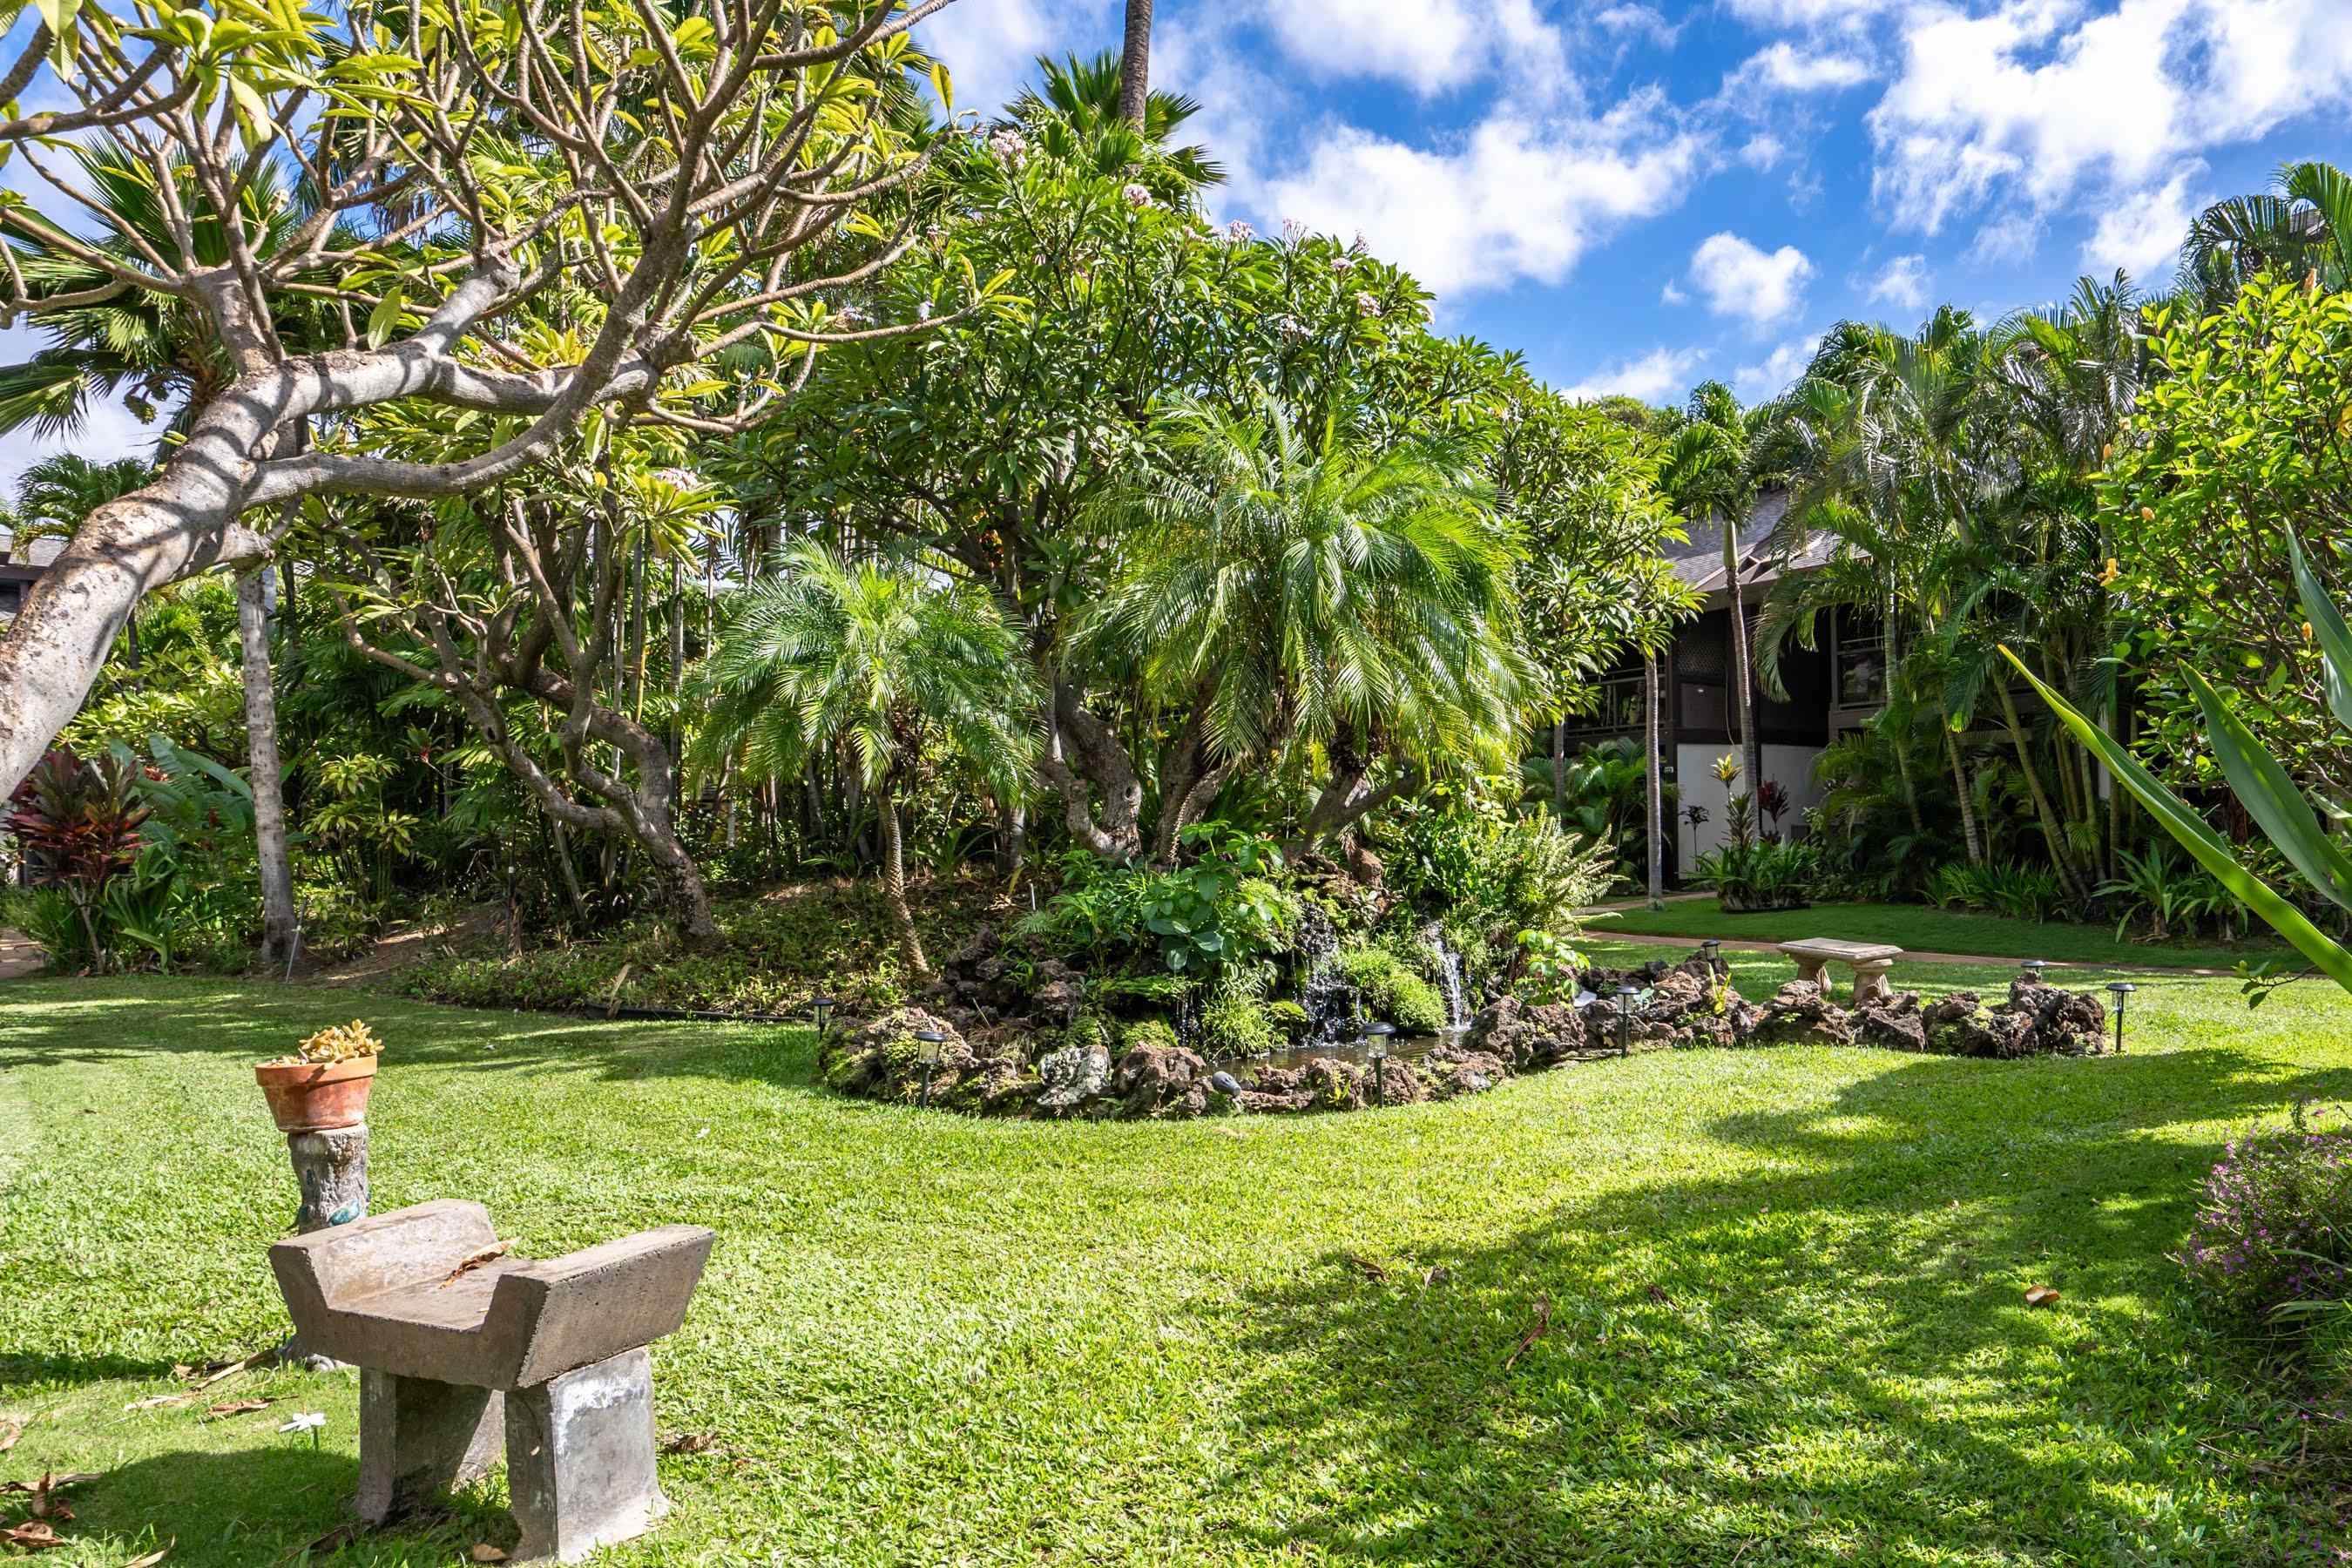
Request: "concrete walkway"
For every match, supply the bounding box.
[1585,928,2240,979]
[0,928,46,980]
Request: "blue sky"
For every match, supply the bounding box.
[921,0,2352,407]
[3,0,2348,491]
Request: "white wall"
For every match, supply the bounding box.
[1675,742,1828,866]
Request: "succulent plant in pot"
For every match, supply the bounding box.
[255,1020,384,1132]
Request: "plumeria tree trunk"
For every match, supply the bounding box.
[1944,727,1987,866]
[236,566,299,968]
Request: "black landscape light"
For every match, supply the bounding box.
[1363,1022,1396,1105]
[1700,938,1722,969]
[808,994,839,1038]
[1614,982,1640,1058]
[2021,958,2050,983]
[914,1029,946,1108]
[2106,982,2135,1054]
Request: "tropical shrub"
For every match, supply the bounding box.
[4,748,151,970]
[2177,1104,2352,1334]
[1019,827,1295,979]
[1383,785,1612,938]
[1333,945,1449,1034]
[1694,841,1817,913]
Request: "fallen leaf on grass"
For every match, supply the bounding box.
[1502,1294,1553,1371]
[205,1399,271,1421]
[124,1395,193,1412]
[123,1544,172,1567]
[1342,1254,1391,1283]
[0,1420,18,1454]
[440,1243,512,1286]
[1422,1265,1451,1288]
[1,1519,64,1551]
[470,1544,510,1563]
[659,1431,718,1455]
[192,1352,266,1390]
[1646,1284,1673,1307]
[2024,1284,2062,1308]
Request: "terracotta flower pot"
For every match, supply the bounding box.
[254,1055,379,1132]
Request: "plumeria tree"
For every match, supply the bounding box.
[0,0,997,799]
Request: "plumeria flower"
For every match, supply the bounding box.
[1350,230,1369,254]
[1330,254,1355,274]
[1225,219,1254,244]
[1282,217,1305,243]
[987,128,1028,169]
[1355,291,1383,319]
[1271,314,1307,341]
[1122,182,1153,210]
[835,304,868,326]
[280,1410,328,1449]
[916,300,935,321]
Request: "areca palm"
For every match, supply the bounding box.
[697,542,1037,976]
[1081,395,1528,860]
[2182,159,2352,305]
[13,456,150,544]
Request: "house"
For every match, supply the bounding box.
[1558,490,1884,873]
[0,526,62,624]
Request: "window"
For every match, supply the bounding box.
[1565,672,1646,735]
[1834,623,1886,708]
[1680,681,1727,733]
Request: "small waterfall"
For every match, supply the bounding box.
[1295,906,1354,1044]
[1422,922,1471,1034]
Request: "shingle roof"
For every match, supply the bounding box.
[1662,488,1843,598]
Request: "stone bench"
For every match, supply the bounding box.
[269,1200,715,1563]
[1776,938,1903,1004]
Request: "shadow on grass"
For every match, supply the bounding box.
[1211,1047,2343,1562]
[0,1352,186,1392]
[0,980,822,1091]
[48,1446,507,1565]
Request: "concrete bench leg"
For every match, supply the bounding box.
[1791,956,1828,990]
[356,1370,504,1524]
[1852,960,1896,1005]
[506,1348,667,1563]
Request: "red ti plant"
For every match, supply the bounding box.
[4,748,150,970]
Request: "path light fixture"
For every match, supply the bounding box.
[808,994,838,1039]
[2106,982,2135,1054]
[914,1030,945,1108]
[2020,958,2050,983]
[1363,1022,1395,1106]
[1699,939,1722,972]
[1615,983,1640,1058]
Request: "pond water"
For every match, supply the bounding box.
[1210,1027,1464,1078]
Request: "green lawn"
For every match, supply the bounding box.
[1598,896,2294,971]
[2,948,2343,1564]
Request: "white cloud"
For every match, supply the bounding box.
[1687,233,1815,326]
[1254,92,1704,297]
[1560,346,1707,404]
[1595,3,1681,45]
[1734,335,1822,402]
[1866,253,1930,312]
[2081,168,2200,280]
[1970,209,2043,264]
[1246,0,1567,97]
[1726,0,1896,24]
[1726,42,1872,94]
[916,0,1110,118]
[1660,280,1688,304]
[1867,0,2352,237]
[1737,132,1788,171]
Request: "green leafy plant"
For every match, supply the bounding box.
[1333,944,1447,1034]
[2007,524,2352,992]
[1693,840,1817,913]
[3,747,151,971]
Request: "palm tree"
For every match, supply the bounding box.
[2181,159,2352,305]
[1659,382,1765,792]
[697,542,1037,977]
[1081,395,1529,861]
[1118,0,1152,125]
[13,455,149,543]
[1007,50,1223,190]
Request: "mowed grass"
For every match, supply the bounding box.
[2,944,2346,1565]
[1599,896,2293,971]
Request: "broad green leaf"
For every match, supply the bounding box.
[2180,662,2352,912]
[2004,646,2352,993]
[2286,530,2352,732]
[365,286,403,348]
